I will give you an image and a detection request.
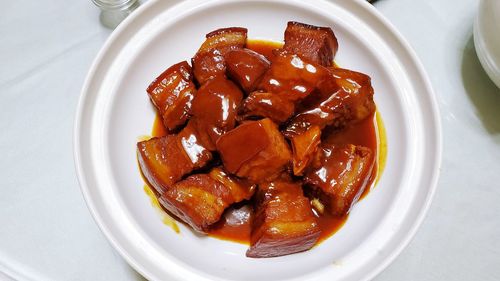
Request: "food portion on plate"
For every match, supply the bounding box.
[137,21,378,258]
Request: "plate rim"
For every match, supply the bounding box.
[474,0,500,88]
[73,0,442,280]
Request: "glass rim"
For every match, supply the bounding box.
[92,0,138,10]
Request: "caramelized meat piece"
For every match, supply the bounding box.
[284,68,375,137]
[159,169,256,233]
[290,125,321,176]
[137,134,212,194]
[239,92,295,123]
[216,118,291,182]
[177,120,214,165]
[159,174,231,232]
[283,21,338,67]
[331,68,376,121]
[191,76,244,150]
[225,49,270,93]
[257,51,331,103]
[146,61,196,132]
[247,180,320,258]
[304,144,375,216]
[192,27,247,85]
[208,167,256,202]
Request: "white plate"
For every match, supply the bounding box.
[74,0,441,280]
[474,0,500,89]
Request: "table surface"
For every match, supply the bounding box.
[1,0,499,280]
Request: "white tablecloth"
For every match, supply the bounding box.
[1,0,499,280]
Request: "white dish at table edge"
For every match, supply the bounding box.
[74,0,442,280]
[474,0,500,89]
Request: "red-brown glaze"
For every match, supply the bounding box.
[146,61,196,133]
[208,204,253,244]
[283,21,339,67]
[190,76,244,150]
[323,115,379,200]
[149,115,377,245]
[159,173,231,232]
[284,68,375,137]
[158,168,256,233]
[208,168,256,202]
[137,134,212,195]
[177,120,213,166]
[152,114,168,137]
[290,125,321,176]
[192,27,247,85]
[247,179,320,258]
[147,39,378,247]
[239,91,295,124]
[225,48,270,93]
[246,40,283,61]
[216,118,291,182]
[304,144,375,216]
[257,51,331,103]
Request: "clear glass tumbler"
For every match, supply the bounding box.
[92,0,140,29]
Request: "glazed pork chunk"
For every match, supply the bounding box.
[192,27,247,85]
[251,50,339,123]
[216,118,291,182]
[239,91,295,124]
[136,125,212,194]
[283,21,338,67]
[290,125,321,176]
[246,180,320,258]
[305,144,375,216]
[225,48,270,93]
[146,61,197,133]
[190,76,244,150]
[257,51,332,104]
[208,168,256,202]
[284,68,376,137]
[159,168,256,232]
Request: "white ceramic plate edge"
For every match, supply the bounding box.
[73,1,165,280]
[474,0,500,88]
[345,3,442,281]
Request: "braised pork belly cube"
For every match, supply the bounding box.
[290,125,321,176]
[159,169,256,233]
[283,21,338,67]
[257,51,331,103]
[146,61,196,132]
[137,134,212,194]
[304,144,375,216]
[239,92,295,123]
[159,174,230,232]
[246,180,320,258]
[331,68,376,122]
[208,167,256,202]
[284,68,376,137]
[192,27,247,85]
[216,118,291,182]
[177,120,214,165]
[190,76,244,150]
[225,49,270,93]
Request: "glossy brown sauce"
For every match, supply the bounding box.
[323,114,379,201]
[246,39,283,61]
[208,206,252,244]
[148,39,383,245]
